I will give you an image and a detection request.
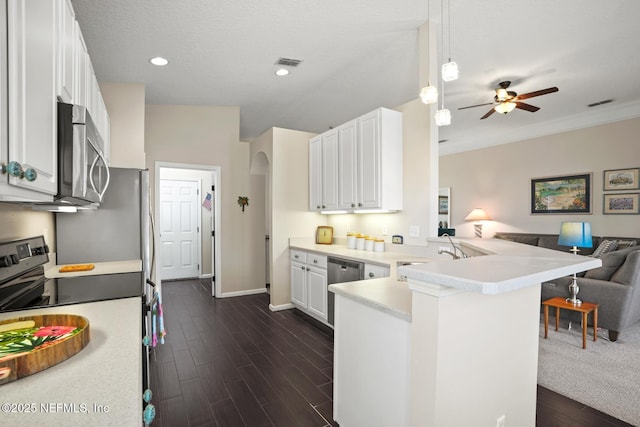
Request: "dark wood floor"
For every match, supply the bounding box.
[150,279,633,427]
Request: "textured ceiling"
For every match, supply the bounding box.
[71,0,640,154]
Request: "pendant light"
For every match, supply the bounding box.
[435,78,451,126]
[441,0,458,82]
[420,84,438,104]
[420,0,438,104]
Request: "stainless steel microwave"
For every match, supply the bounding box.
[56,102,110,206]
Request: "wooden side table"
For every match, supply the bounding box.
[542,297,599,349]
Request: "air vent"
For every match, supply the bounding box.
[275,57,302,67]
[587,99,613,108]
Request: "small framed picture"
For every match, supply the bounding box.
[438,196,449,214]
[603,168,639,191]
[603,193,639,214]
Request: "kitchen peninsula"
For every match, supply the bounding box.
[329,238,602,427]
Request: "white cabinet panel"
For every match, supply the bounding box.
[309,136,322,211]
[291,261,307,308]
[309,107,402,213]
[365,263,390,280]
[56,0,75,103]
[5,0,57,198]
[338,120,358,209]
[307,265,328,319]
[290,250,328,323]
[321,129,339,211]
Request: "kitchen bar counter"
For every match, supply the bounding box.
[0,298,142,427]
[45,259,142,278]
[329,278,411,321]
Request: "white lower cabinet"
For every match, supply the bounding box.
[365,263,390,280]
[290,250,328,323]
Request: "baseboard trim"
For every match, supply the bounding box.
[199,273,212,279]
[216,288,267,298]
[269,303,295,312]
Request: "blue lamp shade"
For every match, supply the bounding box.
[558,222,593,248]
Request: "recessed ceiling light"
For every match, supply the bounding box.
[149,57,169,66]
[275,68,290,77]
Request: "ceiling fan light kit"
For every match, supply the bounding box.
[458,80,559,120]
[495,101,516,114]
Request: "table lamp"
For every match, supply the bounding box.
[557,221,593,305]
[464,208,491,238]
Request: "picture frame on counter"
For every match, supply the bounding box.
[531,173,592,214]
[603,168,640,191]
[438,196,449,214]
[603,193,640,214]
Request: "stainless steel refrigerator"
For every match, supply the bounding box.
[56,167,152,278]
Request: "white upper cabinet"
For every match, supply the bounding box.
[3,0,58,199]
[357,108,402,211]
[309,107,403,213]
[321,129,339,211]
[338,120,358,210]
[309,129,340,211]
[56,0,75,103]
[309,136,322,211]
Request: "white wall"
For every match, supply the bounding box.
[99,82,145,168]
[145,104,265,295]
[251,127,323,308]
[0,204,55,250]
[440,117,640,238]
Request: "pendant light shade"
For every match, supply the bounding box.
[420,84,438,104]
[435,108,451,126]
[441,61,459,82]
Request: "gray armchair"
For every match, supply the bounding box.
[541,246,640,341]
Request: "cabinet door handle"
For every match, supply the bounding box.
[351,203,355,208]
[306,267,310,271]
[301,266,305,271]
[369,272,375,278]
[358,203,363,207]
[313,259,318,264]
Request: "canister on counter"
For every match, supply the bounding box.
[347,232,356,249]
[355,234,366,250]
[365,236,375,251]
[374,239,385,252]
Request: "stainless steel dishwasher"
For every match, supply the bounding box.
[327,257,364,326]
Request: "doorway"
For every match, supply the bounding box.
[159,179,200,280]
[156,162,221,297]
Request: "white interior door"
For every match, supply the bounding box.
[159,179,200,280]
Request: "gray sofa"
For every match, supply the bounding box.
[494,232,640,341]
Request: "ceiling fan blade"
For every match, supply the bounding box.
[458,102,494,110]
[515,102,540,112]
[516,87,558,100]
[480,108,496,120]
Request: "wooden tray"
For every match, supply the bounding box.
[0,314,90,386]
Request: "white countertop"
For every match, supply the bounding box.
[329,278,412,321]
[0,298,142,427]
[400,239,602,295]
[296,237,602,319]
[45,259,142,278]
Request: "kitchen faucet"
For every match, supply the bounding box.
[438,233,469,260]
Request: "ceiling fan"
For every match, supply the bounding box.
[458,81,559,120]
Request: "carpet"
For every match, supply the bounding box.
[537,316,640,426]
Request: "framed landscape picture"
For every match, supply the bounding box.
[603,168,639,191]
[438,196,449,214]
[603,193,639,214]
[531,173,592,214]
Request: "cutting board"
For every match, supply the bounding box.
[0,314,90,386]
